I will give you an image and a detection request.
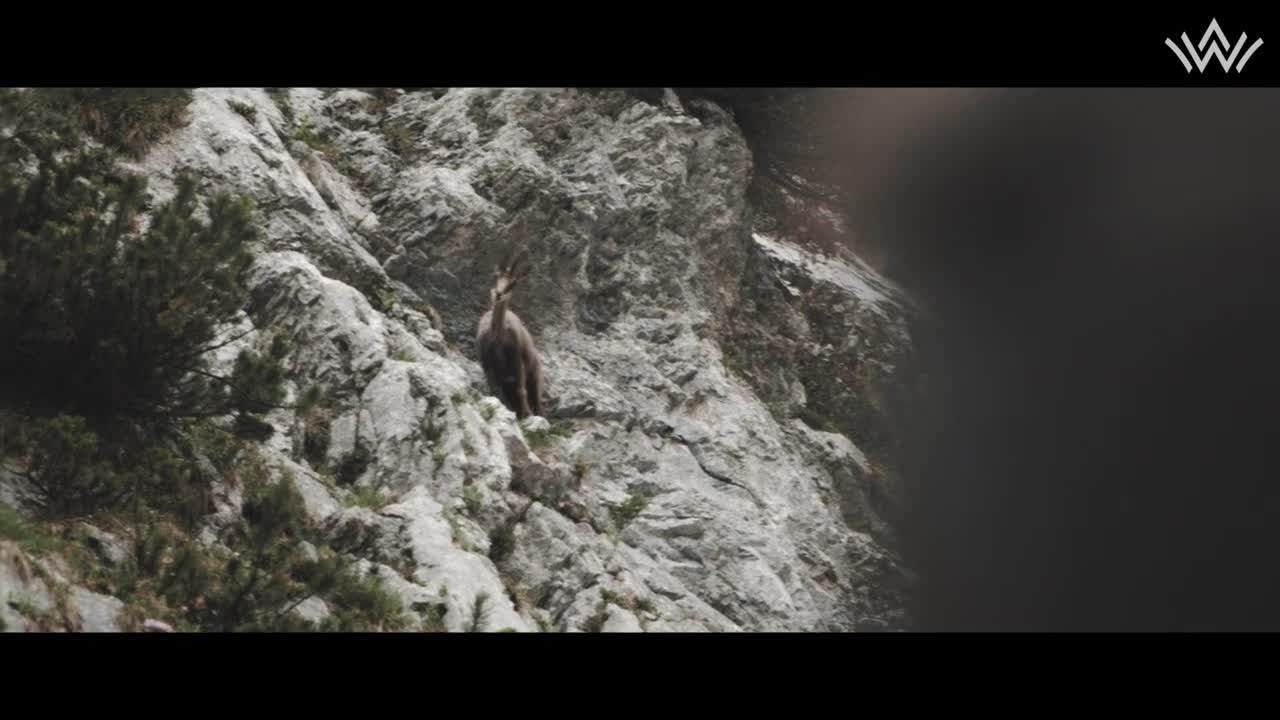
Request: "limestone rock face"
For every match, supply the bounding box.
[3,88,917,632]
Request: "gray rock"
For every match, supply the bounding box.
[0,540,126,633]
[128,89,387,297]
[520,416,550,434]
[75,523,129,568]
[294,597,331,624]
[143,619,175,633]
[0,541,55,632]
[601,604,644,633]
[68,586,124,633]
[275,457,342,524]
[381,488,531,633]
[298,541,320,564]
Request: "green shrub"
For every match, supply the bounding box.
[31,88,193,159]
[0,89,287,526]
[0,501,60,555]
[609,490,649,530]
[289,116,334,156]
[318,568,407,632]
[0,87,426,632]
[227,99,257,123]
[21,415,124,516]
[0,151,282,425]
[86,441,408,633]
[141,469,388,632]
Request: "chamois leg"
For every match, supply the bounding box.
[526,365,542,418]
[515,359,533,419]
[483,365,502,403]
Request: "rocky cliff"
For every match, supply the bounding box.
[0,88,917,632]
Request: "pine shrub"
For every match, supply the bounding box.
[33,88,193,159]
[0,143,288,437]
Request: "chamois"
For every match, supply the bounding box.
[476,246,543,419]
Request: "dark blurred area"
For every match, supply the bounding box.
[831,88,1280,631]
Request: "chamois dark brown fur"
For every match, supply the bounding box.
[476,246,543,419]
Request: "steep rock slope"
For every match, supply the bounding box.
[3,88,916,632]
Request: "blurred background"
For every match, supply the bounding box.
[686,87,1280,631]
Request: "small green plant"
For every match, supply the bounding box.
[480,403,496,422]
[290,116,335,156]
[0,503,60,555]
[463,484,482,517]
[381,123,417,159]
[419,604,448,632]
[336,444,372,485]
[488,521,516,563]
[135,525,170,577]
[266,88,294,124]
[372,286,398,312]
[442,509,461,542]
[524,428,550,451]
[421,415,444,445]
[227,99,257,123]
[599,588,656,617]
[466,591,491,632]
[348,486,393,512]
[525,421,574,452]
[609,490,649,530]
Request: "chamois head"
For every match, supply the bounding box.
[490,246,532,307]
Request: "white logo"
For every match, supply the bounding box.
[1165,19,1263,73]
